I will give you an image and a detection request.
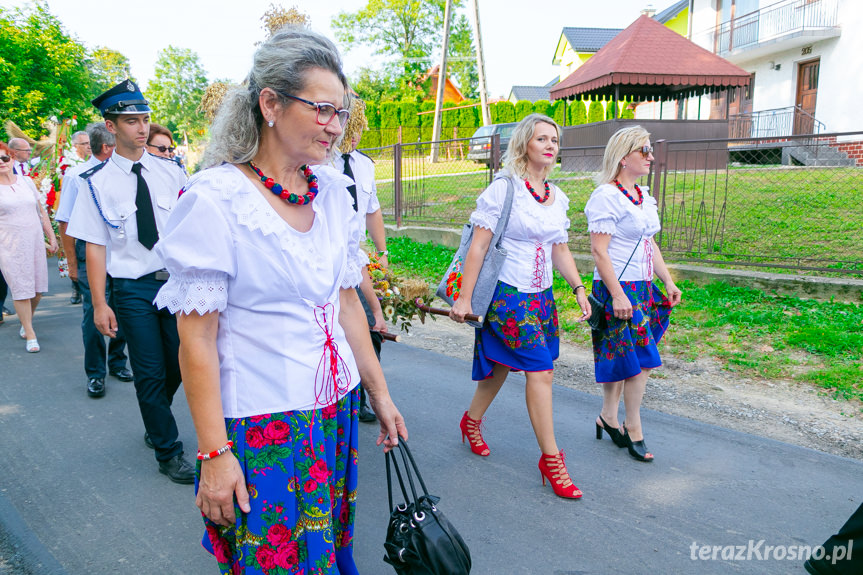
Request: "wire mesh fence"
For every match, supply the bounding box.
[364,131,863,277]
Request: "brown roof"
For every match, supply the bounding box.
[550,15,751,101]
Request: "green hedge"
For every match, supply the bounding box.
[549,100,565,126]
[533,99,551,117]
[380,102,400,146]
[587,100,605,123]
[400,101,419,143]
[567,99,586,125]
[515,99,533,121]
[491,101,516,123]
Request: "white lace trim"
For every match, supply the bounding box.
[469,211,498,232]
[340,260,362,289]
[155,271,228,315]
[588,219,617,235]
[203,168,328,273]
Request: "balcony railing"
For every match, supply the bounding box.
[696,0,840,55]
[728,105,825,138]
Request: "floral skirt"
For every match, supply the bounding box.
[472,281,559,380]
[591,280,672,383]
[199,388,360,575]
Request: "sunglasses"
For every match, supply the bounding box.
[275,90,350,127]
[0,155,11,163]
[632,145,654,158]
[149,144,176,153]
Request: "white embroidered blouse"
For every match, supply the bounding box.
[584,183,662,282]
[469,174,570,293]
[154,163,363,417]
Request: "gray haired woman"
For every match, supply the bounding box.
[154,26,407,574]
[450,113,590,499]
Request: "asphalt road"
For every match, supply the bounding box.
[0,265,860,574]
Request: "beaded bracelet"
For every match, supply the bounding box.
[197,440,234,461]
[571,285,585,294]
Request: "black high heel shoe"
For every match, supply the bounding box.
[595,415,627,448]
[622,425,654,462]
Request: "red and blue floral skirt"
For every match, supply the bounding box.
[199,388,360,575]
[472,281,560,380]
[591,280,672,383]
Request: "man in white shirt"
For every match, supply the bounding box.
[57,122,131,399]
[8,138,32,176]
[334,100,390,422]
[67,79,193,484]
[62,130,91,304]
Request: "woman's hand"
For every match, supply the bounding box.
[196,453,251,527]
[369,393,408,453]
[47,237,59,254]
[449,296,473,323]
[575,290,591,322]
[372,310,388,333]
[612,293,633,320]
[665,281,683,307]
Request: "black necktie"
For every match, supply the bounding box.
[342,153,358,212]
[131,163,159,250]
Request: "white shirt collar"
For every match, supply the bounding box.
[110,148,148,174]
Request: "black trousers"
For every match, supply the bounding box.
[76,240,128,379]
[807,502,863,574]
[0,266,7,309]
[112,275,183,462]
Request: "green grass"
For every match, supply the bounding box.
[388,236,863,407]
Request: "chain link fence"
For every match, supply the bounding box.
[365,131,863,277]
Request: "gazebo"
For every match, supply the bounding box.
[549,14,751,119]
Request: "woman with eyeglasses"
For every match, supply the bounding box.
[152,26,406,575]
[146,123,176,159]
[0,141,59,352]
[585,125,681,463]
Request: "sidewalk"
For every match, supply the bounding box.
[0,266,860,574]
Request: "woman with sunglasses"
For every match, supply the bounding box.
[146,123,176,159]
[0,141,59,352]
[585,126,682,462]
[153,26,406,575]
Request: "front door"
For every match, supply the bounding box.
[794,59,819,135]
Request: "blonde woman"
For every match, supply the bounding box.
[586,125,682,462]
[450,113,590,499]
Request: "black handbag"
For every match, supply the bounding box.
[383,438,471,575]
[588,237,642,332]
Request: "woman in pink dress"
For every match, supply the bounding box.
[0,141,58,352]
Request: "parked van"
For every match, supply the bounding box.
[467,122,517,165]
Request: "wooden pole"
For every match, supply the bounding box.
[471,0,491,126]
[430,0,453,163]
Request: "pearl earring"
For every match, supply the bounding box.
[621,163,626,169]
[268,120,274,128]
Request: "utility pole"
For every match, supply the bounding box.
[430,0,453,163]
[471,0,491,126]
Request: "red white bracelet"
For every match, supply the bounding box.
[197,440,234,461]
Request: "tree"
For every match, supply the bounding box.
[331,0,465,82]
[447,14,478,98]
[0,3,95,137]
[87,47,133,100]
[145,46,209,142]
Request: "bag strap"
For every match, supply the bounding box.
[488,174,515,250]
[599,235,642,304]
[386,448,411,511]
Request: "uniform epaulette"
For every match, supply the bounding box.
[79,160,108,180]
[356,150,375,164]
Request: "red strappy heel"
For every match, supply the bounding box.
[538,451,582,499]
[459,411,490,456]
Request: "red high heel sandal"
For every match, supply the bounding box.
[538,451,582,499]
[459,411,490,456]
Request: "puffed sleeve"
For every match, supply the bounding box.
[584,184,625,235]
[316,165,363,290]
[154,188,235,315]
[469,177,508,232]
[550,185,570,244]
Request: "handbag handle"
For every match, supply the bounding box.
[385,438,433,516]
[598,235,642,304]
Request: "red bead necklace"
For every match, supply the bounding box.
[524,179,550,203]
[614,179,643,206]
[249,161,319,205]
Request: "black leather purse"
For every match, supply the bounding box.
[383,438,471,575]
[589,237,642,332]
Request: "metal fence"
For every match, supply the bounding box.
[364,131,863,276]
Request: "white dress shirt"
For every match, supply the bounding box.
[55,156,100,224]
[469,174,570,293]
[584,183,661,282]
[66,150,187,279]
[154,163,363,417]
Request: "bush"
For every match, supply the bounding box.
[400,101,419,143]
[419,100,435,142]
[549,100,565,126]
[532,99,551,117]
[568,99,586,125]
[491,101,516,124]
[359,130,381,149]
[365,101,380,129]
[515,99,533,121]
[380,102,400,145]
[587,100,605,123]
[620,102,636,119]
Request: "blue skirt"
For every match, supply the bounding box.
[591,280,672,383]
[472,281,560,380]
[199,388,360,575]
